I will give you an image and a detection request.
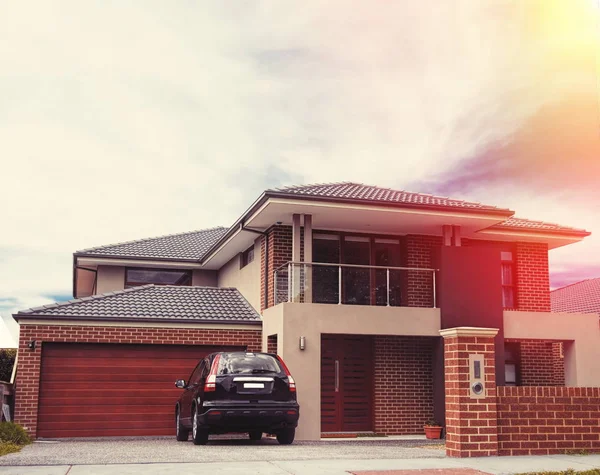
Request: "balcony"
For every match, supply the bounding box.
[273,262,437,308]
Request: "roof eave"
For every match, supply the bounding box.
[73,253,203,263]
[199,190,514,265]
[200,191,269,264]
[263,191,515,217]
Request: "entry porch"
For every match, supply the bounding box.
[262,302,442,440]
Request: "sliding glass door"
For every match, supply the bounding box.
[342,236,370,305]
[312,233,402,306]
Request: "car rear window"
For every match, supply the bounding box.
[217,353,283,375]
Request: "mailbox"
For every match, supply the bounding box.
[468,354,486,399]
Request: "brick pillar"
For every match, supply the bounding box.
[440,327,499,458]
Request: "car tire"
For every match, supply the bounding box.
[175,407,189,441]
[276,428,295,445]
[192,405,209,446]
[248,431,262,441]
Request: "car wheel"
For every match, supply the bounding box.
[276,428,295,445]
[192,405,209,445]
[175,407,189,441]
[248,431,262,441]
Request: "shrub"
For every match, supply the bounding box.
[0,442,21,457]
[0,423,31,446]
[0,349,16,382]
[424,419,443,427]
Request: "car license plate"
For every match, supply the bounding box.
[244,383,264,389]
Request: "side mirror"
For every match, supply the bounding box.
[175,379,186,389]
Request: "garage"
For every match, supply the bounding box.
[37,343,245,438]
[14,285,263,439]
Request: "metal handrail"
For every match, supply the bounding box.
[272,261,438,273]
[273,261,438,308]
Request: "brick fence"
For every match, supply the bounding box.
[442,328,499,457]
[497,386,600,455]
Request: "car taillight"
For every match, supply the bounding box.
[276,355,296,392]
[204,354,221,392]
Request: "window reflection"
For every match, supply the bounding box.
[125,268,192,287]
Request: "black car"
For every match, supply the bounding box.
[174,351,300,445]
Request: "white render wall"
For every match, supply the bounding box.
[217,238,262,312]
[504,310,600,387]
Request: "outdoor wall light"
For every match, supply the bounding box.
[299,336,306,350]
[28,340,36,351]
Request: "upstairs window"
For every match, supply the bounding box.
[125,268,192,288]
[240,246,255,268]
[501,251,515,309]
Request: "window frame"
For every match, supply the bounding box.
[124,267,193,288]
[187,360,206,387]
[240,245,255,269]
[312,231,404,306]
[500,251,516,310]
[504,341,521,386]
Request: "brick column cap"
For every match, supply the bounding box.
[440,327,499,338]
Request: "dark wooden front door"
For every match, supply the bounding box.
[321,335,373,432]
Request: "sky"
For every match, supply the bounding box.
[1,0,599,341]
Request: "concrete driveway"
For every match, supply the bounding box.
[0,436,445,466]
[1,437,600,475]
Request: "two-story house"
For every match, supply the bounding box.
[13,182,599,441]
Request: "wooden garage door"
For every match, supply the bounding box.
[38,343,244,438]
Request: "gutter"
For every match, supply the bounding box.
[72,254,77,298]
[13,314,263,326]
[485,226,591,238]
[74,254,202,263]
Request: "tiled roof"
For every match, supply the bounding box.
[268,182,512,214]
[489,217,590,236]
[16,285,261,324]
[76,227,228,261]
[551,278,600,315]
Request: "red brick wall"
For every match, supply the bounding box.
[373,336,435,434]
[267,334,278,354]
[405,235,442,308]
[497,387,600,455]
[515,242,551,312]
[261,225,293,311]
[405,236,551,312]
[444,333,498,457]
[260,229,551,313]
[15,324,261,438]
[506,339,565,386]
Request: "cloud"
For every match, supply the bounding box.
[42,293,74,302]
[411,93,600,200]
[551,263,600,290]
[1,0,599,317]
